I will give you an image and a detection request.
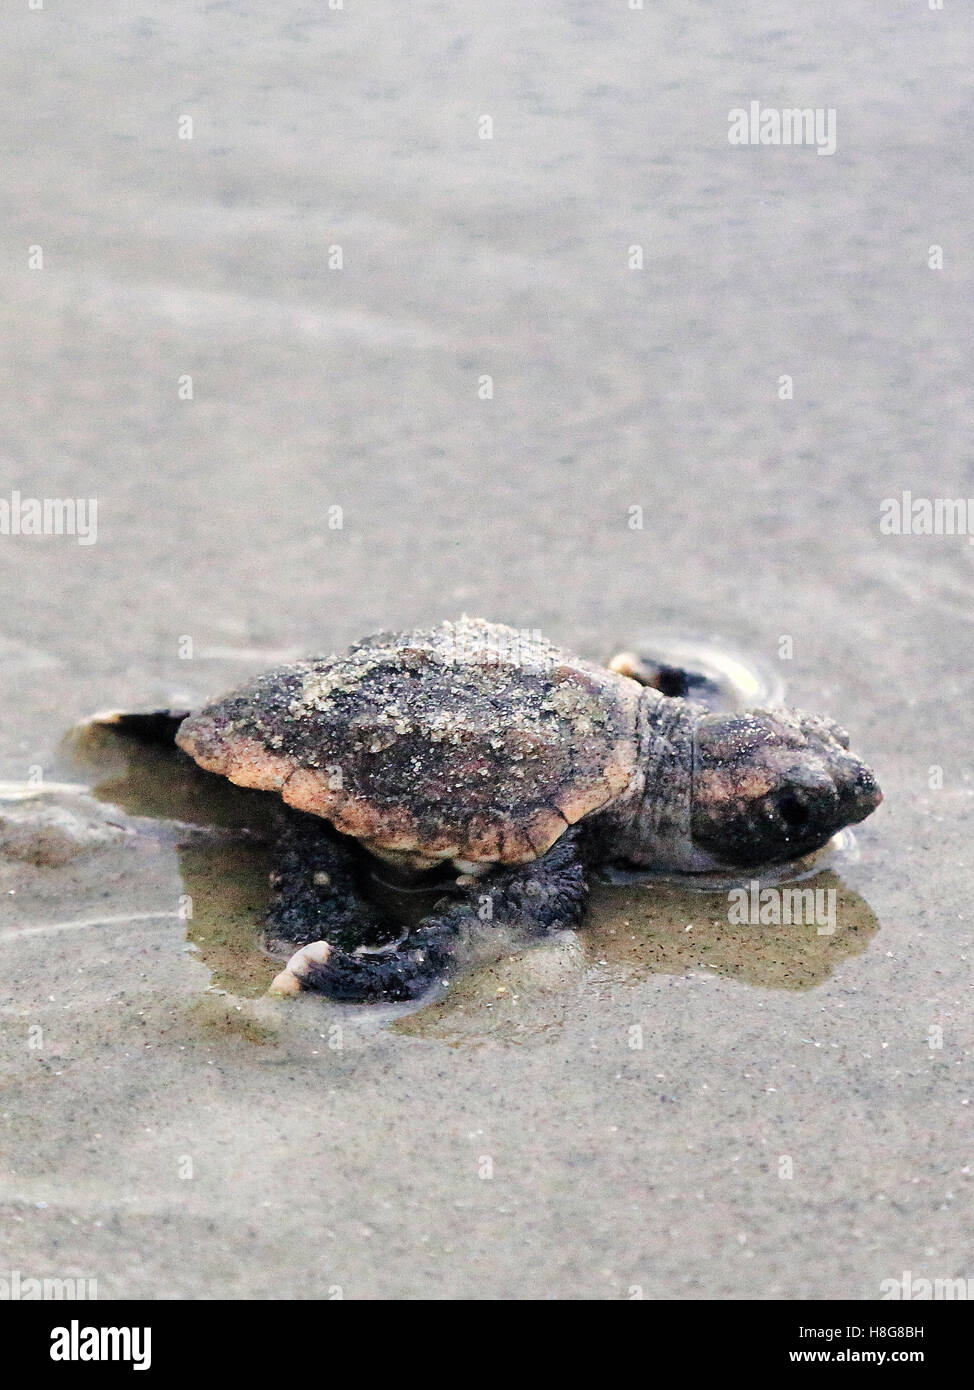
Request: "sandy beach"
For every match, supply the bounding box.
[1,1,972,1298]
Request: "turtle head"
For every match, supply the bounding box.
[690,708,882,869]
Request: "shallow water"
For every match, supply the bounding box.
[1,1,972,1299]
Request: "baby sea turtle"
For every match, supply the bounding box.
[100,618,882,1002]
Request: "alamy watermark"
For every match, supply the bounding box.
[0,1268,97,1299]
[0,491,97,544]
[728,102,837,156]
[51,1320,150,1371]
[881,1270,974,1300]
[880,493,974,543]
[728,880,837,935]
[439,621,544,669]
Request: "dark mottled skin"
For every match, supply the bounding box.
[106,618,882,1001]
[691,708,879,869]
[267,809,587,1002]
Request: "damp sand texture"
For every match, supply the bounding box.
[1,2,972,1299]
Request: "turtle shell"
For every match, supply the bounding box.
[175,618,641,865]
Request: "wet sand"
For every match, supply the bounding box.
[1,2,972,1298]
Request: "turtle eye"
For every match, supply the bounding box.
[777,792,808,828]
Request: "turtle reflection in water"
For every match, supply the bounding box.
[97,618,881,1002]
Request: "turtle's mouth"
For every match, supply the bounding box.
[705,827,836,872]
[601,830,841,888]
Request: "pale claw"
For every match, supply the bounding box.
[268,940,332,997]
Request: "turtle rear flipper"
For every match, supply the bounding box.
[88,709,191,746]
[608,636,786,712]
[609,654,707,700]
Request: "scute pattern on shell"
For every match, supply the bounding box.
[175,618,641,864]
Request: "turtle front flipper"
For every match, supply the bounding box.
[264,806,399,956]
[270,829,588,1003]
[88,709,191,746]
